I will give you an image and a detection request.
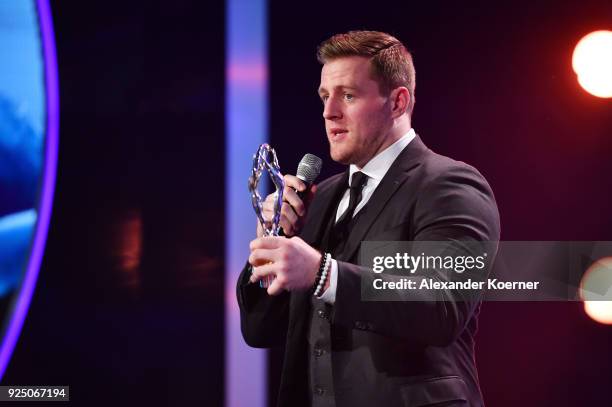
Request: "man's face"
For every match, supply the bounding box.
[318,56,393,167]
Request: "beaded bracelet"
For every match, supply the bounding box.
[313,253,330,297]
[313,252,331,297]
[311,253,326,295]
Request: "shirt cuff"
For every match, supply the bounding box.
[318,258,337,304]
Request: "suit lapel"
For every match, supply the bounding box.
[299,170,348,249]
[339,135,430,262]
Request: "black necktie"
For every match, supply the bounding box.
[336,171,368,228]
[328,171,368,254]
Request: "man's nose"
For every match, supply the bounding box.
[323,97,342,120]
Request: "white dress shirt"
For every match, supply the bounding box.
[319,128,416,303]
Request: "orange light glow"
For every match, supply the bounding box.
[580,257,612,325]
[572,30,612,98]
[584,301,612,325]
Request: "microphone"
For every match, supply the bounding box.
[276,154,322,238]
[295,153,323,198]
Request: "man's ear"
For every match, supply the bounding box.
[389,87,410,118]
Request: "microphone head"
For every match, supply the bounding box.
[296,153,323,184]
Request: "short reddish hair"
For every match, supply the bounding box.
[317,30,416,114]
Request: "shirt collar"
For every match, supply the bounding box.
[349,128,416,185]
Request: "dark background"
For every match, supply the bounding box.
[4,0,612,406]
[5,1,226,405]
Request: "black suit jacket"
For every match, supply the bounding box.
[237,135,501,407]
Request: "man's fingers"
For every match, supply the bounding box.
[266,276,286,296]
[282,186,305,217]
[283,174,306,192]
[263,197,298,223]
[262,196,277,220]
[249,263,275,283]
[248,248,276,266]
[249,236,284,250]
[280,204,298,235]
[262,199,301,236]
[249,264,287,295]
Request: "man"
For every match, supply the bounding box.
[237,31,500,407]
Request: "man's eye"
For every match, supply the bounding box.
[344,94,354,101]
[320,95,329,103]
